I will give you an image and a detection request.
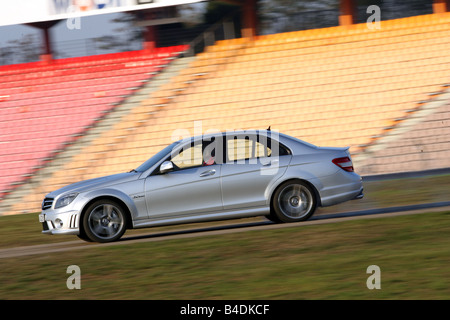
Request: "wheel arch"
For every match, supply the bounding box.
[269,177,322,211]
[79,195,133,231]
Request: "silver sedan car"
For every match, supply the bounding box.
[39,130,363,242]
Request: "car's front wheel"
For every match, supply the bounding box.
[271,180,317,223]
[82,199,127,243]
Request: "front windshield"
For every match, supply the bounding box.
[134,141,179,172]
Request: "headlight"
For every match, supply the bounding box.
[55,193,79,209]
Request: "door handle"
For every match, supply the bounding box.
[199,169,216,177]
[262,159,279,166]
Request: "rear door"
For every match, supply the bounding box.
[220,133,291,210]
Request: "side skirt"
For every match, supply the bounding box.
[132,206,270,229]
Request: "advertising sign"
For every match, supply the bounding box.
[0,0,206,27]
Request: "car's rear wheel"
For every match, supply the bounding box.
[271,180,317,223]
[82,199,127,243]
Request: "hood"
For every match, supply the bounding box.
[47,172,140,198]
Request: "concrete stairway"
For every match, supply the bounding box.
[354,88,450,175]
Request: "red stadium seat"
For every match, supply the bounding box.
[0,45,187,194]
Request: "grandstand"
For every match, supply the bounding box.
[0,45,187,200]
[1,1,450,215]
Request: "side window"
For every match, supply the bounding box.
[202,136,221,166]
[267,138,291,157]
[169,138,221,170]
[170,143,203,170]
[255,140,271,158]
[226,135,290,162]
[279,144,290,156]
[227,137,253,161]
[226,135,274,162]
[169,135,291,169]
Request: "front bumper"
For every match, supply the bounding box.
[39,210,80,235]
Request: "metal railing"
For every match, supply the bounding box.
[0,14,241,65]
[0,1,435,66]
[261,9,339,35]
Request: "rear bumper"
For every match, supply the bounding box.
[312,170,364,207]
[352,188,364,200]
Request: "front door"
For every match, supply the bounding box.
[144,140,222,218]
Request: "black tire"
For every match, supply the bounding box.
[77,233,93,242]
[81,199,127,243]
[265,214,281,223]
[271,180,317,223]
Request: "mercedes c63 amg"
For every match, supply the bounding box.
[39,130,363,242]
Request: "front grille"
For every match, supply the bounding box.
[42,198,54,210]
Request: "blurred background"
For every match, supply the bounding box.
[0,0,449,217]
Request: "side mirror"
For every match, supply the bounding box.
[159,161,174,174]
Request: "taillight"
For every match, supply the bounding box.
[332,157,354,172]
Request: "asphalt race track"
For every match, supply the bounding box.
[1,201,449,259]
